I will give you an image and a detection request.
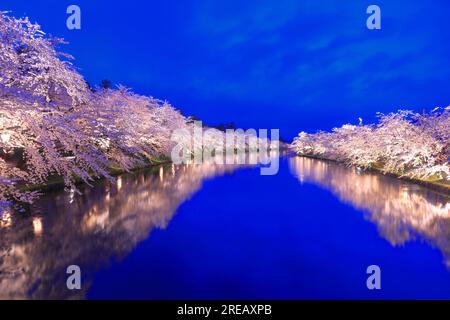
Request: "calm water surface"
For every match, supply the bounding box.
[0,157,449,299]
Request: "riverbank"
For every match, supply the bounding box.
[19,157,172,194]
[294,154,450,196]
[18,152,450,197]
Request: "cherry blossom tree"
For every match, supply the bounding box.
[87,86,188,169]
[0,12,113,212]
[0,11,191,213]
[291,109,450,180]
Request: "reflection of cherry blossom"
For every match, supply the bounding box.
[0,162,239,299]
[290,157,450,265]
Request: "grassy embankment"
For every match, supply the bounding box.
[19,156,172,194]
[296,154,450,195]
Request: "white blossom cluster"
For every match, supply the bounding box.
[0,12,275,214]
[0,12,189,213]
[291,109,450,181]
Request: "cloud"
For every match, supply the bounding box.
[181,0,450,112]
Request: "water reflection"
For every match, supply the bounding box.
[2,156,448,299]
[0,162,239,299]
[289,157,450,265]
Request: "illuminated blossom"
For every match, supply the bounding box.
[292,109,450,180]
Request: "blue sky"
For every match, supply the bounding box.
[3,0,450,139]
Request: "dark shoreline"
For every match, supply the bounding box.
[20,154,450,197]
[19,158,172,194]
[293,154,450,196]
